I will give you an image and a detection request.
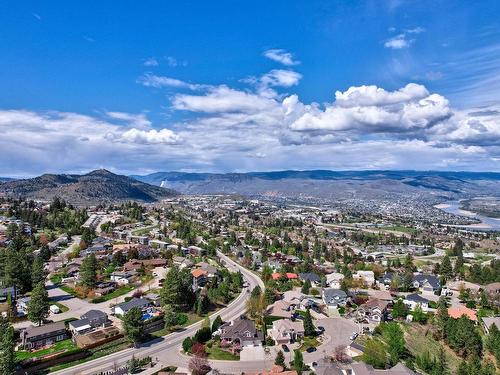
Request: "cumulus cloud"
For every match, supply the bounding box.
[263,49,300,66]
[2,73,500,175]
[287,84,452,136]
[112,128,181,145]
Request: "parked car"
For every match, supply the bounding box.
[306,347,317,353]
[350,332,358,341]
[317,326,325,332]
[282,344,290,352]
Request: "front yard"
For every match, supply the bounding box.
[16,339,77,362]
[206,341,240,360]
[298,336,321,351]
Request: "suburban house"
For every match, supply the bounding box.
[196,262,219,278]
[123,258,167,272]
[377,272,397,288]
[269,319,304,344]
[266,300,293,318]
[113,297,151,316]
[412,274,440,295]
[243,364,298,375]
[220,316,263,352]
[272,272,298,281]
[0,286,20,302]
[448,305,478,322]
[68,310,111,336]
[20,322,69,350]
[191,268,208,290]
[403,294,429,312]
[110,270,137,285]
[353,270,375,286]
[326,273,345,289]
[298,272,321,286]
[356,298,389,323]
[173,256,194,269]
[94,281,117,297]
[322,288,348,308]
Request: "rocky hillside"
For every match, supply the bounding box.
[0,169,179,205]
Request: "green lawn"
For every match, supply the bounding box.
[59,284,79,297]
[16,339,77,361]
[206,343,239,360]
[48,338,130,372]
[132,225,159,236]
[299,336,320,351]
[90,285,135,303]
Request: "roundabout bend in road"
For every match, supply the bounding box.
[52,251,266,375]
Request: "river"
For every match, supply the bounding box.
[435,201,500,231]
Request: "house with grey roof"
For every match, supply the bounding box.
[322,288,348,308]
[412,274,440,295]
[20,321,68,350]
[113,298,151,316]
[69,310,111,336]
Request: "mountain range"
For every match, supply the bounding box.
[131,170,500,201]
[0,169,178,205]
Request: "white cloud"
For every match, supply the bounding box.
[143,57,159,67]
[172,86,278,114]
[260,69,302,88]
[384,34,411,49]
[113,128,181,145]
[105,111,152,129]
[263,49,300,66]
[137,73,202,90]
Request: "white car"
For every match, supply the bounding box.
[349,332,358,341]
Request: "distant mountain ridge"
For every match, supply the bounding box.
[0,169,178,205]
[131,170,500,201]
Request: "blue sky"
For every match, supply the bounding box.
[1,1,499,176]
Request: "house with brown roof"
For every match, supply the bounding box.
[220,316,263,352]
[356,298,389,324]
[243,365,297,375]
[191,268,208,290]
[447,305,478,322]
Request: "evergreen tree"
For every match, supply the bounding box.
[275,350,286,368]
[441,256,453,280]
[211,315,223,333]
[382,322,405,365]
[160,266,195,311]
[163,304,178,330]
[293,349,304,375]
[363,339,387,369]
[391,299,408,319]
[27,282,49,325]
[301,279,311,295]
[0,317,15,375]
[123,307,144,347]
[80,253,98,288]
[303,308,315,336]
[31,256,45,286]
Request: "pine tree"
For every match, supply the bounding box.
[293,349,304,375]
[211,315,223,333]
[0,317,15,375]
[27,282,49,325]
[31,256,45,286]
[123,307,144,347]
[275,350,286,367]
[441,255,453,280]
[80,253,97,288]
[301,279,311,295]
[163,304,178,330]
[303,308,315,337]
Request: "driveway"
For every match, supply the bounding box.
[302,317,357,363]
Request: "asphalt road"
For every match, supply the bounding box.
[52,251,267,375]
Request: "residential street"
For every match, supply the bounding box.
[51,251,267,375]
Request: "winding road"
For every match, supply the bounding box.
[52,251,268,375]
